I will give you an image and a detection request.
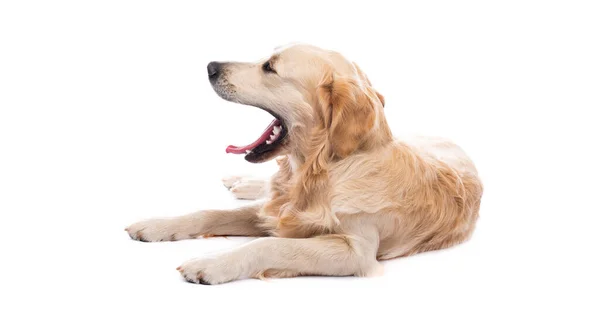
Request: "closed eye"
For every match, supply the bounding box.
[262,60,276,74]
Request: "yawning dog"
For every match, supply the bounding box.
[126,44,483,285]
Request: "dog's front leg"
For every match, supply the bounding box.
[177,230,382,285]
[125,203,268,242]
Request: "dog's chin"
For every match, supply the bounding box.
[210,83,290,164]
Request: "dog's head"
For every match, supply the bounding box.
[208,44,389,164]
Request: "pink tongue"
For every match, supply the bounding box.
[226,119,280,154]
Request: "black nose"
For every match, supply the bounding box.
[207,61,222,78]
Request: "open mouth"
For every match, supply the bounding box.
[225,112,288,163]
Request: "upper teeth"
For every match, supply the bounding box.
[266,126,282,145]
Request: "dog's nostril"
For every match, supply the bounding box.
[207,62,221,77]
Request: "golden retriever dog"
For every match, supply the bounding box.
[125,44,483,285]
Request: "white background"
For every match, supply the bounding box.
[1,1,599,317]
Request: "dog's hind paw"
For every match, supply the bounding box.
[222,175,267,200]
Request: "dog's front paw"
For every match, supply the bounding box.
[125,218,195,242]
[177,257,242,285]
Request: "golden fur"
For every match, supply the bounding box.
[126,44,483,284]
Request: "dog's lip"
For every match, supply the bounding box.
[223,105,288,159]
[247,121,288,155]
[225,118,282,154]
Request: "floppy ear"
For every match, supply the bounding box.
[316,72,378,159]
